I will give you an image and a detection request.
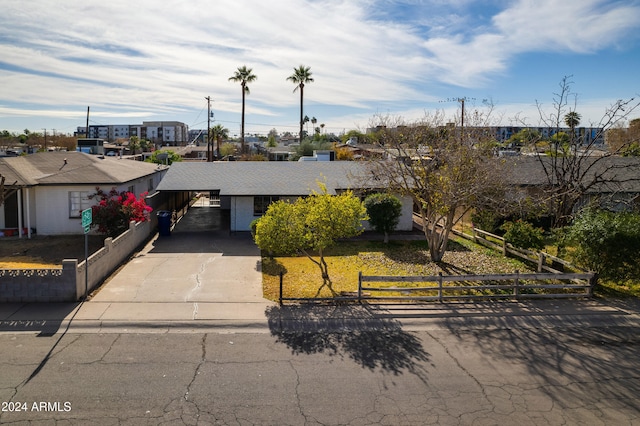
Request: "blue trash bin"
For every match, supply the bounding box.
[157,210,172,236]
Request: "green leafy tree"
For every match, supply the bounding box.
[266,135,278,147]
[220,142,236,157]
[254,184,368,296]
[146,150,181,165]
[291,139,332,160]
[506,128,541,149]
[89,188,153,237]
[567,209,640,280]
[364,193,403,243]
[128,136,140,155]
[139,138,151,152]
[229,66,257,155]
[287,65,314,143]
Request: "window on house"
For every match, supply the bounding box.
[254,196,279,216]
[128,185,135,194]
[69,191,92,218]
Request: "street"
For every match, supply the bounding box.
[1,310,639,425]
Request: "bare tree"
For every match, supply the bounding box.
[369,109,507,262]
[524,76,640,226]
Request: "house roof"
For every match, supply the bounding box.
[156,161,381,195]
[0,151,166,187]
[155,155,640,197]
[504,155,640,193]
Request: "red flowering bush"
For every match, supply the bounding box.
[89,187,153,237]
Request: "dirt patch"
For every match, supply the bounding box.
[0,235,106,268]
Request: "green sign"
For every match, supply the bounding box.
[82,208,92,230]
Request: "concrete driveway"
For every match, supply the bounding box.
[89,205,273,320]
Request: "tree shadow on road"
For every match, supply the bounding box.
[265,304,431,380]
[441,311,640,417]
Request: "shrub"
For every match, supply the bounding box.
[567,209,640,280]
[471,209,502,233]
[500,220,545,250]
[89,188,152,237]
[364,193,403,243]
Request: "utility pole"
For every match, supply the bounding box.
[42,128,47,151]
[459,98,465,138]
[206,96,212,162]
[439,97,474,143]
[86,106,90,138]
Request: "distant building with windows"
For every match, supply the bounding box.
[76,121,189,146]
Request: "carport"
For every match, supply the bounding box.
[155,161,413,232]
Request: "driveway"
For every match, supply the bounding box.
[91,205,268,304]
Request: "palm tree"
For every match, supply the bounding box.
[287,65,314,143]
[564,111,581,139]
[564,111,581,129]
[211,124,229,159]
[228,66,257,155]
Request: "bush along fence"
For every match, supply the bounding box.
[277,226,596,304]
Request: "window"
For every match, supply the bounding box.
[254,196,279,216]
[128,185,135,194]
[69,191,92,218]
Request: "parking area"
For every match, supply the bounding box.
[90,205,268,304]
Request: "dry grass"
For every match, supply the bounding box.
[262,238,534,301]
[0,235,105,268]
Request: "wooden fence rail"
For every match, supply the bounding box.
[357,270,596,302]
[469,228,582,273]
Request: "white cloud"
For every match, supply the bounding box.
[0,0,638,132]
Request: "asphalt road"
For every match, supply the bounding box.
[1,322,639,425]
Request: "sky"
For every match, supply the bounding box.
[1,0,640,138]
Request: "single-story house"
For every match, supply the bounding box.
[156,161,415,232]
[505,155,640,212]
[0,151,169,236]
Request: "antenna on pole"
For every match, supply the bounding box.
[439,97,475,142]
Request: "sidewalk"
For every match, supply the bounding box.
[1,298,639,335]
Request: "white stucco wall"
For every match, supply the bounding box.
[229,193,414,233]
[398,194,415,231]
[230,196,256,232]
[29,172,165,235]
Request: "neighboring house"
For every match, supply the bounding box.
[0,151,168,236]
[504,155,640,212]
[156,161,415,232]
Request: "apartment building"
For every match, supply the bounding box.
[76,121,189,146]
